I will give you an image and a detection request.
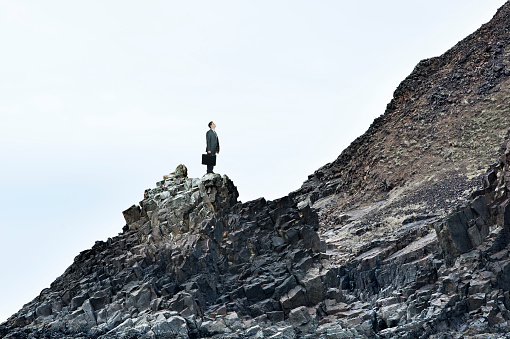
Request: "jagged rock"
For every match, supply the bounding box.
[280,286,307,311]
[126,283,156,311]
[151,315,188,338]
[288,306,312,326]
[244,283,265,303]
[246,325,264,337]
[274,276,298,299]
[168,292,199,317]
[3,169,328,338]
[35,302,52,317]
[200,318,230,335]
[70,292,89,311]
[5,3,510,338]
[299,268,324,305]
[123,205,141,226]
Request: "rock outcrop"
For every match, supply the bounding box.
[331,133,510,338]
[1,170,332,338]
[3,2,510,339]
[4,142,510,338]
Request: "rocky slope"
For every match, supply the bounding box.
[1,171,329,338]
[3,2,510,339]
[298,0,510,215]
[292,0,510,296]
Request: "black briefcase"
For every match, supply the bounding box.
[202,154,216,166]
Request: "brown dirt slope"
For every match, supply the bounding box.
[296,2,510,222]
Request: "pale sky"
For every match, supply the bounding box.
[0,0,507,323]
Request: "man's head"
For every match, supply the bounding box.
[208,121,216,129]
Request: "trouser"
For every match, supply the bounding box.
[207,153,216,173]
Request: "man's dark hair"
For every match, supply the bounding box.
[208,121,214,128]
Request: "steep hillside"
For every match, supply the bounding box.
[3,2,510,339]
[298,0,510,215]
[291,2,510,269]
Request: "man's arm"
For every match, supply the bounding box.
[206,130,213,154]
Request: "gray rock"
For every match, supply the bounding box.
[275,276,298,299]
[224,312,243,331]
[8,132,510,339]
[151,315,188,338]
[289,306,312,326]
[70,292,89,311]
[96,309,107,325]
[266,325,296,339]
[126,283,155,311]
[301,226,322,252]
[168,291,199,317]
[244,283,265,303]
[106,310,124,329]
[200,318,230,335]
[272,237,286,247]
[246,325,264,337]
[267,311,285,323]
[141,330,157,339]
[35,302,52,317]
[281,286,307,311]
[467,293,486,311]
[68,312,90,332]
[109,318,133,335]
[81,299,96,325]
[468,224,483,246]
[123,205,141,225]
[300,268,324,304]
[435,211,473,262]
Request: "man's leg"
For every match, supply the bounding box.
[207,163,214,173]
[207,152,215,173]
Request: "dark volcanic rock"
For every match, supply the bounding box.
[2,172,327,338]
[4,3,510,339]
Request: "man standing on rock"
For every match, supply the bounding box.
[206,121,220,174]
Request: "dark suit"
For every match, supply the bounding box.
[206,129,219,173]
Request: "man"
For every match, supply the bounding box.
[206,121,220,174]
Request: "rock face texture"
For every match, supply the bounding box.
[1,171,328,338]
[3,3,510,339]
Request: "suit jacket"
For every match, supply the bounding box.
[206,129,220,155]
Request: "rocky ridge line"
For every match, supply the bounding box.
[3,133,509,338]
[1,171,343,338]
[3,3,510,338]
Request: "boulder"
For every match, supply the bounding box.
[126,283,156,311]
[288,306,312,326]
[70,292,89,311]
[280,286,307,311]
[35,302,52,317]
[151,315,188,338]
[123,205,142,225]
[300,269,324,304]
[244,283,265,303]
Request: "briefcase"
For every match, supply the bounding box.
[202,154,216,166]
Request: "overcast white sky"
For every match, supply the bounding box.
[0,0,507,323]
